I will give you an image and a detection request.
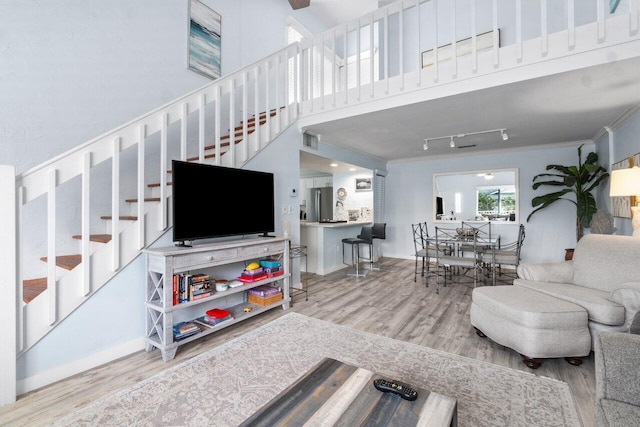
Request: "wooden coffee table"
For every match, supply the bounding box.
[240,358,457,426]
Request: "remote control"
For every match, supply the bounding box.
[373,378,418,401]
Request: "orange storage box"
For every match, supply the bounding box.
[248,292,283,306]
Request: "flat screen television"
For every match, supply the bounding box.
[172,160,275,244]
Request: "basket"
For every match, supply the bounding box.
[248,292,283,306]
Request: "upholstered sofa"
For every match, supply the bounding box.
[515,234,640,348]
[594,331,640,426]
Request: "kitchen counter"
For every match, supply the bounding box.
[300,221,372,275]
[301,221,372,228]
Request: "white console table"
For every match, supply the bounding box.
[143,237,290,361]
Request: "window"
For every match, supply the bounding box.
[476,185,516,220]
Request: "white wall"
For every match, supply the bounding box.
[10,0,326,390]
[333,170,374,220]
[596,107,640,236]
[384,143,594,263]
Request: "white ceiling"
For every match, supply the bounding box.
[297,1,640,164]
[300,151,367,176]
[302,56,640,162]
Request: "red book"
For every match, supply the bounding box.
[205,308,230,319]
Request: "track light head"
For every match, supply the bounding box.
[450,136,455,148]
[423,139,429,150]
[501,129,509,141]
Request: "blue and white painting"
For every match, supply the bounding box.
[189,0,221,80]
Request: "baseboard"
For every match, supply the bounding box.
[17,337,145,395]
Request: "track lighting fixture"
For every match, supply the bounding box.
[422,128,509,150]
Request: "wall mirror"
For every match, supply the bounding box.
[433,169,519,223]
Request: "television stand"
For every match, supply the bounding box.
[143,237,290,361]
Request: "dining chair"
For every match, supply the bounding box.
[435,226,481,293]
[411,222,445,284]
[481,224,525,280]
[459,221,492,257]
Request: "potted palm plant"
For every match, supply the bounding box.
[527,145,609,246]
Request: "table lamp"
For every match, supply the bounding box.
[609,166,640,237]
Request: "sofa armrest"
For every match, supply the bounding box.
[595,332,640,407]
[609,282,640,333]
[516,261,575,283]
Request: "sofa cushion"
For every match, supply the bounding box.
[596,399,640,427]
[573,234,640,292]
[514,279,625,326]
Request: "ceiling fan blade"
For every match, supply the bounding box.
[288,0,310,10]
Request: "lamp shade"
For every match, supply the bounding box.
[609,166,640,197]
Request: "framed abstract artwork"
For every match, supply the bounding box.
[188,0,221,80]
[355,177,372,192]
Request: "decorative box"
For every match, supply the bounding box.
[248,292,283,306]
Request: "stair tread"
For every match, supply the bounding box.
[40,254,82,271]
[71,234,112,243]
[124,197,161,203]
[147,182,172,188]
[23,278,47,303]
[100,215,138,220]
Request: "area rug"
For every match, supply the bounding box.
[52,313,581,426]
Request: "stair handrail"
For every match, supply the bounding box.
[16,42,300,203]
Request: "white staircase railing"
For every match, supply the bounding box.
[0,42,300,406]
[297,0,640,118]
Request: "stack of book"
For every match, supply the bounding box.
[238,266,268,283]
[259,259,284,277]
[193,308,233,329]
[173,273,213,305]
[173,321,200,341]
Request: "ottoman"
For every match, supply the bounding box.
[470,286,591,369]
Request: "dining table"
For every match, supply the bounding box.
[427,232,500,286]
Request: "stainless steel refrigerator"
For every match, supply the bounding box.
[307,187,333,222]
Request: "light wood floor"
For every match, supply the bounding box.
[0,258,595,427]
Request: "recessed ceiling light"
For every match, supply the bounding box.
[330,163,338,167]
[349,167,356,171]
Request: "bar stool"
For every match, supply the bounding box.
[369,222,387,270]
[341,226,373,277]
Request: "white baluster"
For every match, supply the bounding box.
[434,0,439,82]
[160,115,167,230]
[417,0,422,87]
[16,185,24,353]
[81,152,91,295]
[320,33,325,109]
[309,39,314,111]
[48,169,57,325]
[265,60,271,144]
[229,78,236,167]
[357,19,362,101]
[137,125,146,250]
[275,54,281,131]
[293,48,299,119]
[384,7,389,94]
[597,0,605,42]
[631,0,639,35]
[112,138,121,272]
[568,0,575,49]
[199,93,206,162]
[472,0,477,72]
[332,29,337,106]
[344,24,349,104]
[541,0,548,56]
[180,104,187,161]
[370,13,374,96]
[452,0,457,78]
[399,2,405,90]
[243,72,249,162]
[215,85,222,163]
[254,67,260,151]
[493,0,499,67]
[516,0,522,61]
